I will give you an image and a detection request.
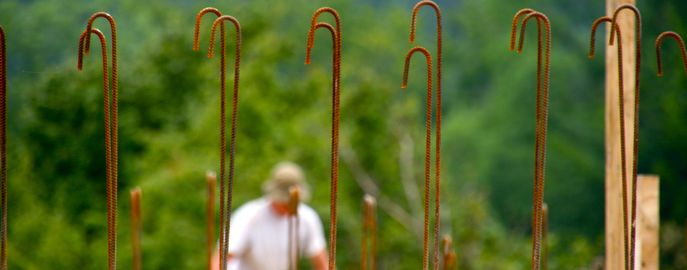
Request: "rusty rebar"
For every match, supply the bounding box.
[206,14,242,270]
[410,3,443,268]
[77,13,119,268]
[589,15,632,270]
[655,31,687,76]
[510,10,551,270]
[287,186,300,270]
[361,195,377,270]
[206,171,217,270]
[130,188,142,270]
[0,25,6,270]
[305,8,341,270]
[401,46,433,270]
[441,235,456,270]
[193,8,231,269]
[610,6,642,269]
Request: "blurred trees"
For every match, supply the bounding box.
[0,0,685,268]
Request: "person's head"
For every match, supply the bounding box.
[262,162,311,214]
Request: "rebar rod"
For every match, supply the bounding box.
[305,8,342,269]
[78,14,119,268]
[361,195,377,270]
[130,188,142,270]
[509,10,551,270]
[655,31,687,76]
[0,25,7,270]
[410,3,443,268]
[288,187,300,270]
[206,172,217,270]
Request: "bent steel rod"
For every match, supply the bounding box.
[409,2,443,268]
[78,12,119,269]
[361,195,377,270]
[288,187,300,270]
[509,9,552,270]
[305,7,342,269]
[401,46,434,270]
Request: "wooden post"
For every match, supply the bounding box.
[605,0,636,269]
[206,171,217,270]
[130,188,142,270]
[636,175,659,270]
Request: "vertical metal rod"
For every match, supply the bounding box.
[361,195,377,270]
[0,25,7,270]
[78,13,119,268]
[609,6,642,269]
[440,235,456,270]
[305,8,342,269]
[208,15,242,270]
[509,10,551,270]
[193,8,228,269]
[130,188,142,270]
[288,187,300,270]
[401,46,433,270]
[409,2,443,268]
[206,171,217,270]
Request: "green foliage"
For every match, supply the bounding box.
[0,0,686,268]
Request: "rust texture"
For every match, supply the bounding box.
[655,31,687,76]
[610,6,642,270]
[130,188,142,270]
[205,171,217,270]
[305,7,341,270]
[193,8,229,269]
[287,187,300,270]
[410,2,443,268]
[509,9,551,270]
[77,12,119,269]
[0,25,6,270]
[209,14,242,270]
[589,15,632,270]
[401,46,433,270]
[441,235,456,270]
[361,195,377,270]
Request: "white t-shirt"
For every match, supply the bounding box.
[224,198,326,270]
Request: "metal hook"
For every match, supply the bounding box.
[401,46,433,270]
[409,3,443,268]
[202,14,242,270]
[655,31,687,76]
[509,8,535,51]
[77,20,119,269]
[510,10,551,270]
[305,7,342,270]
[193,7,224,52]
[589,16,633,270]
[0,25,7,270]
[609,6,642,270]
[361,195,377,270]
[287,187,300,270]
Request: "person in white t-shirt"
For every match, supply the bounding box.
[211,162,329,270]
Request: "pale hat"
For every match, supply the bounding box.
[262,162,311,203]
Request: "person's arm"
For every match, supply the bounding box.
[309,250,328,270]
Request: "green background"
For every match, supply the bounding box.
[0,0,686,268]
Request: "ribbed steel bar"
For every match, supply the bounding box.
[205,172,217,270]
[78,13,119,268]
[441,235,456,270]
[361,195,377,270]
[655,31,687,76]
[305,8,341,270]
[509,9,551,270]
[288,187,300,270]
[208,15,242,270]
[409,2,443,268]
[401,46,433,270]
[610,6,642,269]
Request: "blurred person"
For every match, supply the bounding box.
[212,161,328,270]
